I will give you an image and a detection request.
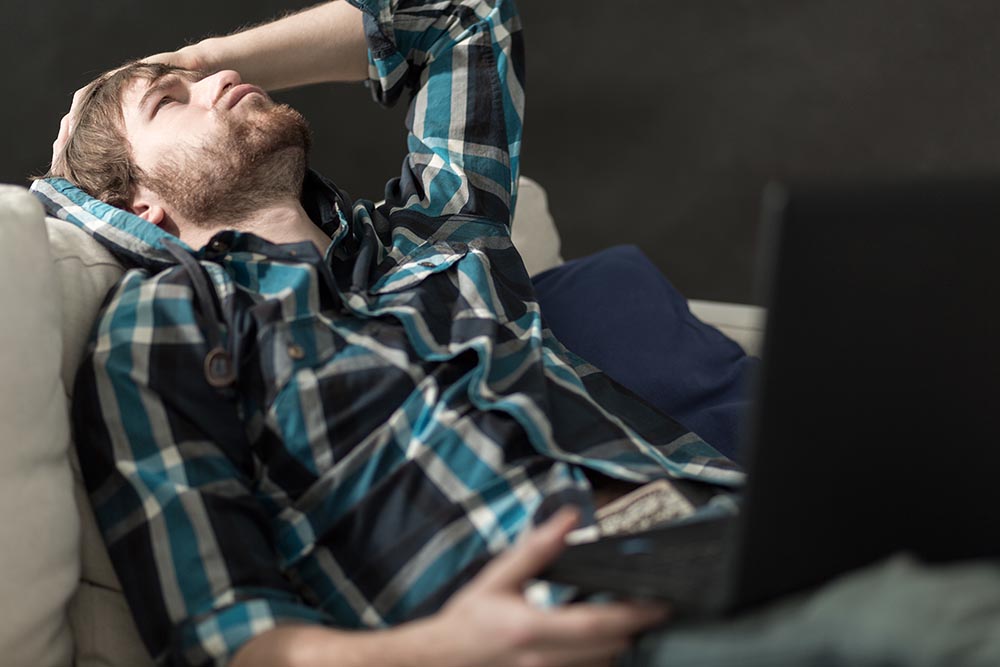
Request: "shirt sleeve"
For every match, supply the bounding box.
[347,0,526,227]
[71,272,331,666]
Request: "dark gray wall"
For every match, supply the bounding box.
[6,1,1000,303]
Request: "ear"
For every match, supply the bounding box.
[129,185,167,227]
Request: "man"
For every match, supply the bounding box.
[35,0,743,664]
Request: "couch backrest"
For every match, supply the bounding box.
[44,216,157,667]
[0,186,79,667]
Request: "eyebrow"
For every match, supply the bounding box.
[136,70,203,115]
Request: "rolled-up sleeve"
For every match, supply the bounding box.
[348,0,526,226]
[72,273,331,666]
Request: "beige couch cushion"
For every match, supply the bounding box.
[687,299,766,357]
[44,218,155,666]
[510,175,564,276]
[0,186,77,667]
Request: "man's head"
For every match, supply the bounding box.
[49,62,311,235]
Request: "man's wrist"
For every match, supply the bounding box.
[229,616,462,667]
[376,615,463,667]
[148,2,369,92]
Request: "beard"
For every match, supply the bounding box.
[140,99,312,227]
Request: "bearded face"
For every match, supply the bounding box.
[139,97,312,227]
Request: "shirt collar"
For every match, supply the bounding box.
[30,168,353,271]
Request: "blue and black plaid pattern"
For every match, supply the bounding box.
[32,0,742,664]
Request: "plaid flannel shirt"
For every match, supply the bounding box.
[31,0,743,664]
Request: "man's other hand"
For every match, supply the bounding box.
[428,507,670,667]
[50,48,203,172]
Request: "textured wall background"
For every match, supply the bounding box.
[5,0,1000,303]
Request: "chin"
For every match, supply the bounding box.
[142,106,312,224]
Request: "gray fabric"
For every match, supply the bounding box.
[620,554,1000,667]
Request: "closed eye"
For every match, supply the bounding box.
[155,96,174,110]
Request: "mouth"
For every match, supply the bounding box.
[223,83,268,110]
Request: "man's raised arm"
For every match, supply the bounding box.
[176,0,527,225]
[154,1,369,90]
[355,0,527,225]
[56,0,524,226]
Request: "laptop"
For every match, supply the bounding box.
[541,180,1000,617]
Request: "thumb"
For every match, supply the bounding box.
[142,51,183,66]
[471,506,580,592]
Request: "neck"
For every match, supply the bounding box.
[181,197,332,255]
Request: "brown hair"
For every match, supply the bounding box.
[43,62,200,209]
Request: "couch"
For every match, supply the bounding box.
[0,176,763,666]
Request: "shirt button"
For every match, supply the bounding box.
[208,239,229,254]
[419,261,436,268]
[287,344,306,360]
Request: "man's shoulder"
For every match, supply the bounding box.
[101,264,198,306]
[92,265,204,341]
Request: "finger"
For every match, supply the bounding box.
[142,51,178,66]
[530,601,669,643]
[53,113,71,148]
[71,85,87,109]
[54,76,108,163]
[66,86,89,126]
[51,113,74,166]
[57,86,89,145]
[142,49,203,72]
[471,507,581,592]
[58,112,71,135]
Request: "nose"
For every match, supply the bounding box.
[192,69,243,108]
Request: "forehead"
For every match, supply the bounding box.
[120,68,205,111]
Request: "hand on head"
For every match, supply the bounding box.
[50,48,206,172]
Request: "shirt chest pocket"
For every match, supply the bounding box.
[368,241,469,295]
[257,316,339,407]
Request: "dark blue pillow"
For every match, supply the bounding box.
[531,245,757,462]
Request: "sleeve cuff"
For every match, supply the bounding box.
[176,596,333,666]
[346,0,414,108]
